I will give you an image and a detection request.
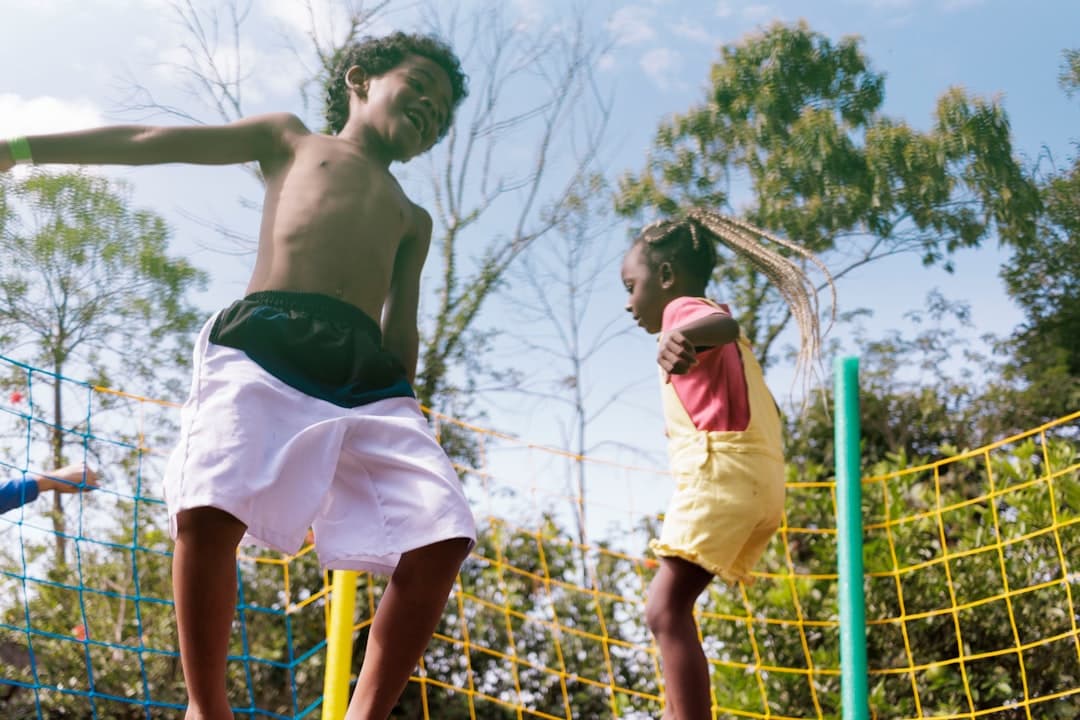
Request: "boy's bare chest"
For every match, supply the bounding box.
[278,152,413,246]
[259,148,419,313]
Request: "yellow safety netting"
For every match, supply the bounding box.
[1,360,1077,719]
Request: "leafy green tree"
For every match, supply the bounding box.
[996,47,1080,428]
[774,302,1080,720]
[0,170,206,716]
[1060,48,1080,98]
[0,486,331,718]
[997,161,1080,426]
[616,21,1040,368]
[0,171,206,567]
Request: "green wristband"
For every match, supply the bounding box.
[8,136,33,165]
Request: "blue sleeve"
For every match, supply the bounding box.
[0,478,40,514]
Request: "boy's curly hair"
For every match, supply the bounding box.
[323,31,469,137]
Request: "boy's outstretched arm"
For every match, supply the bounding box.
[0,112,307,172]
[381,207,434,385]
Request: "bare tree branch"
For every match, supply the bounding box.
[415,4,614,422]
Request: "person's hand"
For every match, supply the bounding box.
[34,464,99,494]
[657,330,698,382]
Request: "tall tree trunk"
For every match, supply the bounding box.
[51,362,67,568]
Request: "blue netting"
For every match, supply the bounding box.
[0,354,327,719]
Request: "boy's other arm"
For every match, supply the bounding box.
[658,311,740,379]
[381,207,433,384]
[0,113,307,170]
[0,478,39,514]
[33,464,99,494]
[1,464,99,514]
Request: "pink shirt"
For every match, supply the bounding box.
[661,297,750,433]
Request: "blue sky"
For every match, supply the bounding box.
[2,0,1078,536]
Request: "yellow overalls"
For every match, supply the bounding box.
[649,323,786,585]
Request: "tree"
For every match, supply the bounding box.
[0,171,206,566]
[996,47,1080,428]
[787,291,1007,479]
[410,3,609,417]
[498,173,643,552]
[997,160,1080,426]
[774,315,1080,720]
[1060,48,1080,99]
[616,21,1040,369]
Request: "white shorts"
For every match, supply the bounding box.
[164,302,477,574]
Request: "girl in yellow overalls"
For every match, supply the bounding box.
[620,209,832,720]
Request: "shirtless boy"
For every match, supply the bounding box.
[1,32,477,720]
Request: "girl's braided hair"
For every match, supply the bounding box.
[636,208,836,394]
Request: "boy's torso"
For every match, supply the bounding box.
[247,131,421,321]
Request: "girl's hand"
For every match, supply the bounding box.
[658,330,698,382]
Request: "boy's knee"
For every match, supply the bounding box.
[435,536,472,563]
[175,506,246,544]
[447,536,472,565]
[397,537,470,581]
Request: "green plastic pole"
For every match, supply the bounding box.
[835,356,869,720]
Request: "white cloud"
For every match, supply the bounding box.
[151,34,306,108]
[838,0,980,19]
[0,94,106,177]
[264,0,345,39]
[260,48,315,101]
[943,0,985,11]
[12,0,167,11]
[841,0,915,8]
[0,94,104,137]
[608,5,657,46]
[133,34,159,53]
[716,1,778,22]
[511,0,547,31]
[671,19,712,44]
[640,47,683,90]
[263,0,397,45]
[741,4,775,22]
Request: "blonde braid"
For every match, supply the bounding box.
[644,209,836,398]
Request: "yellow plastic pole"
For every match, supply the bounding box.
[321,569,358,720]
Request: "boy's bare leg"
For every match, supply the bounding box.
[646,557,715,720]
[173,506,248,720]
[344,537,471,720]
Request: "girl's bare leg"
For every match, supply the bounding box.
[646,556,715,720]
